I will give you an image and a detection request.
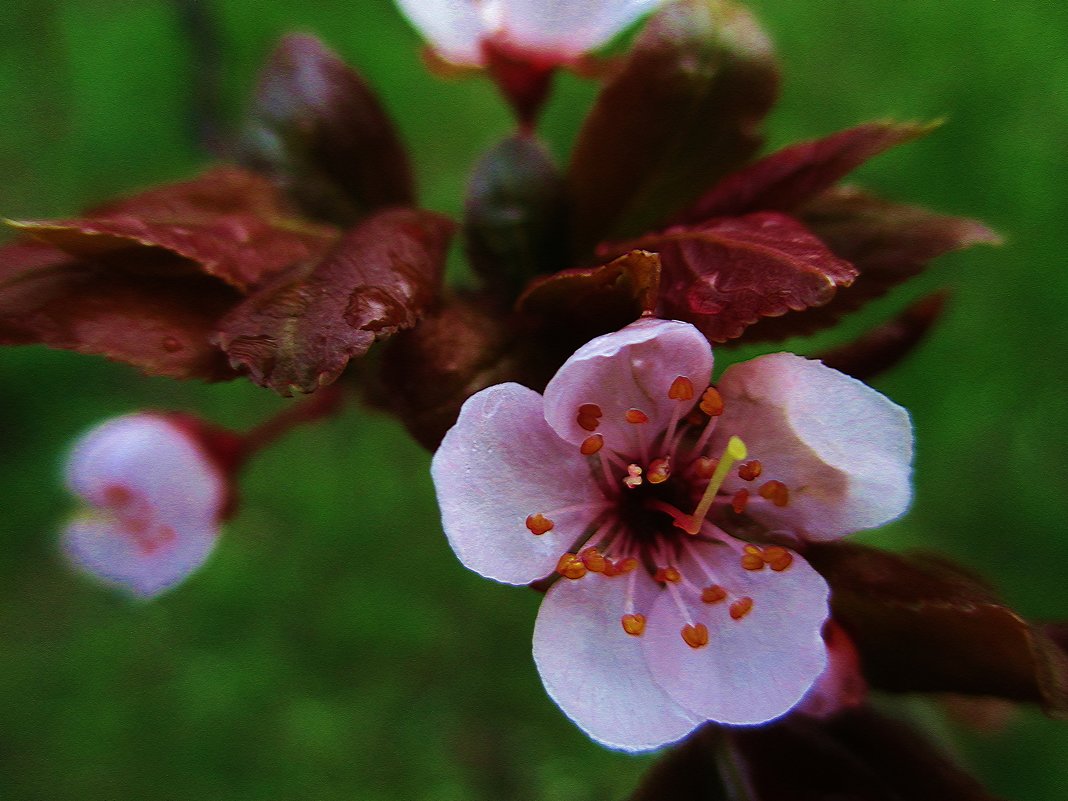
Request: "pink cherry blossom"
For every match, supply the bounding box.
[432,318,912,751]
[394,0,664,65]
[62,413,228,598]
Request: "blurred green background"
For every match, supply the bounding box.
[1,0,1066,798]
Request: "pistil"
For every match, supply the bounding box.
[680,436,747,535]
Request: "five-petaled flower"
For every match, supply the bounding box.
[394,0,663,66]
[62,413,230,598]
[432,318,912,751]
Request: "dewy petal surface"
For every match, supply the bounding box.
[395,0,486,64]
[500,0,663,57]
[544,318,713,457]
[643,541,829,725]
[432,382,605,585]
[533,569,703,751]
[714,353,913,541]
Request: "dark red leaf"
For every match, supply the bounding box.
[627,725,729,801]
[806,542,1068,712]
[676,121,935,223]
[726,707,1003,801]
[8,166,337,291]
[516,250,660,337]
[240,33,415,227]
[614,212,856,342]
[215,208,455,396]
[0,240,237,380]
[568,0,779,257]
[818,291,949,381]
[464,133,568,295]
[739,187,1001,341]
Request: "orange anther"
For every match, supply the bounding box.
[743,544,762,555]
[621,613,647,636]
[525,513,554,535]
[556,553,588,580]
[694,457,717,479]
[729,597,754,620]
[731,489,750,514]
[668,376,695,401]
[685,409,706,427]
[681,623,710,648]
[579,547,607,573]
[701,585,728,604]
[764,546,794,572]
[738,460,763,481]
[580,434,604,455]
[625,408,650,425]
[654,566,681,584]
[741,553,765,571]
[616,557,639,574]
[758,480,790,507]
[647,457,671,484]
[577,403,603,432]
[699,387,724,416]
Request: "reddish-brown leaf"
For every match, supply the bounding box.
[0,240,237,380]
[240,33,415,226]
[568,0,779,257]
[818,291,949,381]
[215,208,455,396]
[806,541,1068,712]
[516,250,661,335]
[739,187,1001,341]
[726,707,1004,801]
[676,121,935,223]
[613,212,856,342]
[8,166,337,291]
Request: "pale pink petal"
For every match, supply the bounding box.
[533,570,703,751]
[500,0,663,58]
[714,353,913,541]
[432,383,606,585]
[63,514,217,598]
[394,0,487,64]
[65,414,226,531]
[543,319,713,459]
[795,620,867,719]
[62,413,227,597]
[642,541,829,725]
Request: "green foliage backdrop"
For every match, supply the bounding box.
[1,1,1066,798]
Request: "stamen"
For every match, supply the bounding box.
[607,556,639,576]
[668,376,695,401]
[625,408,650,425]
[525,513,554,535]
[738,460,762,481]
[580,434,604,455]
[623,464,643,489]
[681,623,710,649]
[729,597,754,620]
[699,387,724,416]
[693,457,717,479]
[731,489,750,514]
[763,545,794,572]
[740,544,765,571]
[647,457,671,484]
[758,480,790,507]
[556,553,588,580]
[579,546,607,573]
[621,613,646,636]
[681,436,748,535]
[701,585,728,604]
[654,566,681,584]
[576,403,603,432]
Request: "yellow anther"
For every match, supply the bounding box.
[556,553,588,580]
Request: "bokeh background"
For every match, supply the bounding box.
[1,0,1066,798]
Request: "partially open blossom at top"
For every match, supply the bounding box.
[62,414,231,598]
[394,0,664,66]
[431,318,912,751]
